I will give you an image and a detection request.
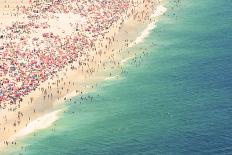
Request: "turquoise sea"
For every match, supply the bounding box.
[5,0,232,154]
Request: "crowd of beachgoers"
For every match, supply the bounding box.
[0,0,168,150]
[0,0,134,107]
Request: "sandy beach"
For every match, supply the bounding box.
[0,0,166,152]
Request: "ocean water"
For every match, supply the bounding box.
[5,0,232,154]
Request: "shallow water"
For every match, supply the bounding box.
[5,0,232,154]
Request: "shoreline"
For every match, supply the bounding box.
[0,0,166,152]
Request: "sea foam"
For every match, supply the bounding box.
[105,75,120,81]
[151,5,167,18]
[129,5,167,48]
[121,56,134,64]
[128,21,157,48]
[11,109,62,140]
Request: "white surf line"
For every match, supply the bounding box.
[105,75,120,81]
[128,21,157,48]
[10,109,63,141]
[151,5,167,18]
[129,5,167,48]
[120,56,134,65]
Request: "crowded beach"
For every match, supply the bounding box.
[0,0,132,106]
[0,0,164,150]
